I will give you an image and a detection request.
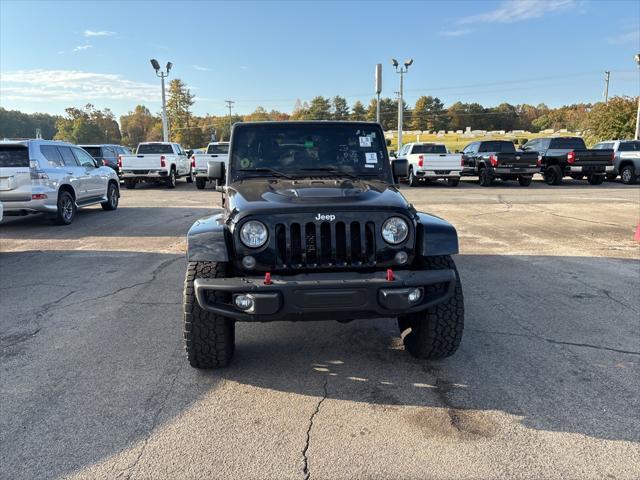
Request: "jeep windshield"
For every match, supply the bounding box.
[230,123,391,182]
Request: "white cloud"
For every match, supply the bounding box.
[458,0,577,25]
[607,28,640,45]
[440,29,473,37]
[84,29,116,37]
[192,65,211,71]
[0,70,160,102]
[72,44,93,52]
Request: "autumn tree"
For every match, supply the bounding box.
[54,104,120,144]
[120,105,160,146]
[586,97,637,142]
[350,101,366,121]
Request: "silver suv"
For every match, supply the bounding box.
[0,139,120,225]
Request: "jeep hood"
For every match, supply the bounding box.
[226,178,411,213]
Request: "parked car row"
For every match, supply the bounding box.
[0,139,120,225]
[393,137,633,187]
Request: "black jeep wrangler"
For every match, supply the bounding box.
[183,121,464,368]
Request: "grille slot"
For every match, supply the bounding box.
[276,220,375,268]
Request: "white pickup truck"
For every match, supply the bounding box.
[191,141,229,189]
[120,142,192,189]
[396,142,463,187]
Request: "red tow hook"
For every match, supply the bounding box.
[264,272,272,285]
[386,269,395,281]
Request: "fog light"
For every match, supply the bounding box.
[234,294,254,311]
[395,251,408,265]
[242,256,256,269]
[408,288,422,303]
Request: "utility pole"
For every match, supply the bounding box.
[150,59,172,142]
[635,54,640,140]
[604,71,610,104]
[391,58,413,151]
[225,99,235,140]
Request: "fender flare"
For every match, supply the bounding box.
[415,212,459,257]
[186,212,230,262]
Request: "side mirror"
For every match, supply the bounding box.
[391,158,408,184]
[186,149,194,157]
[207,160,224,181]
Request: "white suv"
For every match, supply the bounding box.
[0,139,120,225]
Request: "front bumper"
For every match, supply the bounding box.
[194,269,457,322]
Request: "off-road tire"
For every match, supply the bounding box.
[587,174,605,185]
[183,261,235,369]
[166,168,177,189]
[124,179,136,189]
[447,178,460,187]
[544,165,563,185]
[478,168,493,187]
[101,182,119,211]
[196,177,207,190]
[408,167,420,187]
[53,191,76,225]
[399,255,464,359]
[620,165,636,185]
[518,176,532,186]
[186,168,194,183]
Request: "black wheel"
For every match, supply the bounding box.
[53,191,76,225]
[478,168,493,187]
[195,177,207,190]
[186,168,194,183]
[183,261,235,369]
[124,179,136,189]
[447,178,460,187]
[587,174,605,185]
[166,168,176,189]
[408,167,419,187]
[620,165,636,185]
[399,255,464,359]
[544,165,563,185]
[101,182,119,211]
[518,176,532,186]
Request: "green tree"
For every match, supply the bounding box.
[350,101,366,121]
[410,96,447,131]
[244,106,271,122]
[586,97,637,143]
[367,97,406,130]
[54,105,105,144]
[305,96,332,120]
[447,102,486,131]
[331,96,349,120]
[166,78,204,147]
[0,108,60,139]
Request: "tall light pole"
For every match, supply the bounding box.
[391,58,413,151]
[635,54,640,140]
[603,70,610,104]
[150,59,172,142]
[225,100,235,140]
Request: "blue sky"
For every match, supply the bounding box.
[1,0,638,118]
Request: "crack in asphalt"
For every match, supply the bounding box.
[302,380,328,480]
[115,345,184,480]
[469,328,640,356]
[541,210,623,228]
[41,257,182,315]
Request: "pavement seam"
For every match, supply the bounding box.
[302,379,328,480]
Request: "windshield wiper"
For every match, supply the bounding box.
[239,167,293,179]
[300,167,360,180]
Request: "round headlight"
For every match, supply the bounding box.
[240,221,268,248]
[382,217,409,244]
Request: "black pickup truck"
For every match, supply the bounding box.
[460,140,540,186]
[522,137,614,185]
[183,121,464,368]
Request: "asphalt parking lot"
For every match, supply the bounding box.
[1,178,639,479]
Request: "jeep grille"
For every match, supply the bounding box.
[275,221,376,267]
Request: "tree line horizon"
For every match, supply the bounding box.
[0,78,637,148]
